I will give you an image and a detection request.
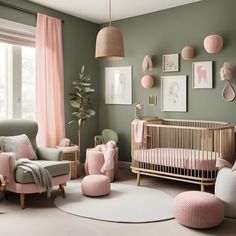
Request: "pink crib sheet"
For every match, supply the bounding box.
[134,148,218,171]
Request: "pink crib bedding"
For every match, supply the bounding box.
[133,148,218,171]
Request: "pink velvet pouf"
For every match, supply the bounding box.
[174,191,224,229]
[81,175,110,197]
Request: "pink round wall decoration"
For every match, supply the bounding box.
[141,75,154,88]
[181,46,194,60]
[204,34,223,53]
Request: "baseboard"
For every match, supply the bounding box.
[118,161,131,169]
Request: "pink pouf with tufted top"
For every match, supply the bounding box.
[174,191,224,229]
[81,175,110,197]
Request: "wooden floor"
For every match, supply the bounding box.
[0,168,236,236]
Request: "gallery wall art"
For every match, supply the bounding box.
[161,75,187,112]
[105,66,132,105]
[192,61,213,89]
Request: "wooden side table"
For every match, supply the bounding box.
[57,145,80,179]
[0,175,6,200]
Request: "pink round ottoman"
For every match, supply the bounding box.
[174,191,224,229]
[81,175,110,197]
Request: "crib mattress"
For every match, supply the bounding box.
[133,148,218,171]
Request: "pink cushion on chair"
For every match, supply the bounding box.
[0,134,37,160]
[81,175,110,197]
[174,191,224,229]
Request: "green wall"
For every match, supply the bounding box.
[1,0,236,163]
[98,0,236,162]
[0,0,99,161]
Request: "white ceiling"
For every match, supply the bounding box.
[29,0,201,24]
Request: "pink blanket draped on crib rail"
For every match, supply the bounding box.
[132,119,147,144]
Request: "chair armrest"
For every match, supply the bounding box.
[37,147,62,161]
[94,135,104,146]
[0,152,16,183]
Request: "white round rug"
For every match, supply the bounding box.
[54,182,174,223]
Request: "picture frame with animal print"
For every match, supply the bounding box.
[162,54,179,72]
[192,61,213,89]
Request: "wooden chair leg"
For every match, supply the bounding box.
[0,176,6,201]
[0,187,4,200]
[59,184,66,198]
[20,193,25,209]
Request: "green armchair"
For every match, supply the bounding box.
[0,120,71,209]
[94,129,118,146]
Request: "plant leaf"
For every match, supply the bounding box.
[82,74,91,82]
[81,65,85,74]
[68,120,76,124]
[72,80,79,86]
[84,87,95,93]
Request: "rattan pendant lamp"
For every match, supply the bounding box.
[95,0,124,60]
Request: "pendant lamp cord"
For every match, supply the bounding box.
[109,0,111,26]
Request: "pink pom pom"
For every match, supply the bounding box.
[141,75,154,89]
[204,35,223,53]
[181,46,194,60]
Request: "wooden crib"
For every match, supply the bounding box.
[131,119,235,191]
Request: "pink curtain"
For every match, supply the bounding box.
[36,13,65,147]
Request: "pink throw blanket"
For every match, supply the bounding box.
[132,119,147,144]
[95,141,116,173]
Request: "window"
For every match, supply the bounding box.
[22,46,35,119]
[0,19,35,120]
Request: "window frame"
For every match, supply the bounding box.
[0,18,35,120]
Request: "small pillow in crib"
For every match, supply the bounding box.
[0,134,37,160]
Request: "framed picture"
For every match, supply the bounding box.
[161,75,187,112]
[162,54,179,72]
[192,61,213,89]
[105,66,132,105]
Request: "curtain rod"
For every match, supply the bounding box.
[0,1,64,23]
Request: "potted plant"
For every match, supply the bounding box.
[69,65,96,148]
